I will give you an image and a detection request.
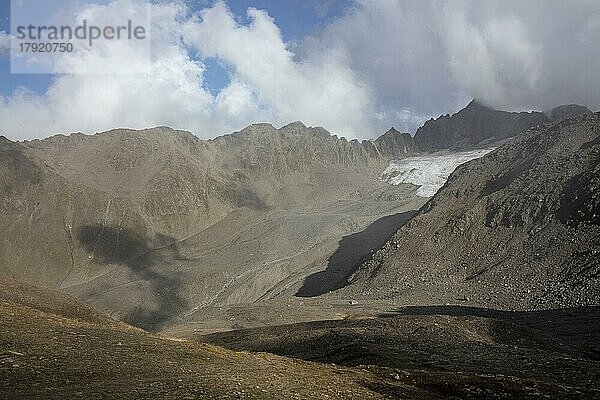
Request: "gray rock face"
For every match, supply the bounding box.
[0,121,426,331]
[547,104,593,122]
[413,100,592,151]
[0,101,595,332]
[345,112,600,310]
[370,127,415,158]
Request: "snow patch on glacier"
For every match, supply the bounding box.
[381,149,493,197]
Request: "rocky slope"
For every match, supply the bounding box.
[8,277,597,399]
[203,305,600,399]
[0,278,403,399]
[0,101,594,333]
[413,100,591,150]
[0,123,424,332]
[209,122,413,173]
[344,112,600,309]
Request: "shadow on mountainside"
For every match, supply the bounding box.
[392,305,600,356]
[201,305,600,393]
[296,210,417,297]
[76,224,189,332]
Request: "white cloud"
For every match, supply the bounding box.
[435,2,543,110]
[0,88,55,136]
[300,0,467,133]
[437,8,542,108]
[1,0,372,140]
[0,0,599,141]
[303,0,600,126]
[183,1,373,138]
[212,78,271,133]
[1,1,217,139]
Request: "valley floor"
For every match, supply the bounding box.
[3,278,599,399]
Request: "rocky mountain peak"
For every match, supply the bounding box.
[346,112,600,309]
[380,127,403,136]
[281,121,308,131]
[546,104,592,122]
[412,99,592,151]
[463,99,490,111]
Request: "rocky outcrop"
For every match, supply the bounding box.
[208,122,416,176]
[413,100,592,151]
[345,112,600,310]
[0,101,595,331]
[547,104,592,122]
[368,127,415,159]
[0,121,425,330]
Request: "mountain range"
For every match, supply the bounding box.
[344,112,600,310]
[1,100,599,399]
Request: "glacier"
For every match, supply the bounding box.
[381,149,493,197]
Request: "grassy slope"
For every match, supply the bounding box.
[0,278,393,399]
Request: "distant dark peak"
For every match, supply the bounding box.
[369,126,415,157]
[462,99,495,113]
[0,135,13,143]
[421,98,592,151]
[413,99,548,151]
[546,104,592,122]
[375,127,410,142]
[465,98,480,108]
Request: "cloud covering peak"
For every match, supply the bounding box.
[0,0,599,140]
